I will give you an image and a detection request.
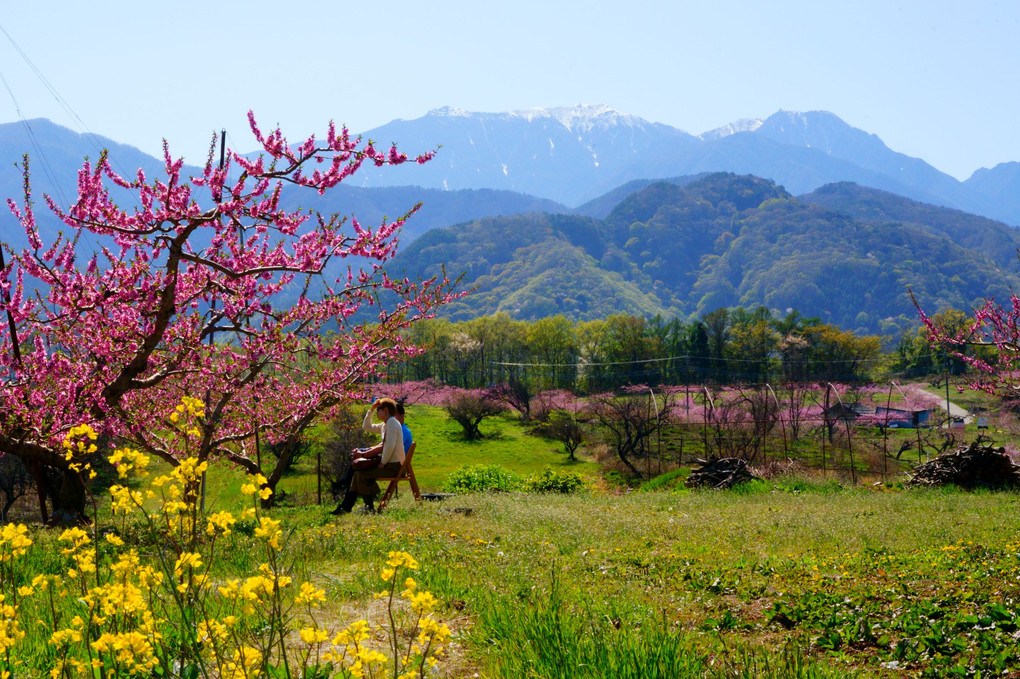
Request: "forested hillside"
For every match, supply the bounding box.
[389,173,1020,334]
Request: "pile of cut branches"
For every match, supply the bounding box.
[908,437,1020,489]
[685,457,760,489]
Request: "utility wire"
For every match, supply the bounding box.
[0,65,71,210]
[0,22,132,179]
[494,352,943,369]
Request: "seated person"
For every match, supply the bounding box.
[353,400,412,459]
[331,398,406,515]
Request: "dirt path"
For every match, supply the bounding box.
[911,385,972,423]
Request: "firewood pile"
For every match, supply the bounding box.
[908,439,1020,489]
[685,457,760,489]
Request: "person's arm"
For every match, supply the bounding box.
[362,407,384,435]
[353,442,383,459]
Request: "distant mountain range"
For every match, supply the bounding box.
[0,119,565,251]
[4,107,1020,235]
[386,173,1020,336]
[2,112,1020,336]
[352,106,1020,226]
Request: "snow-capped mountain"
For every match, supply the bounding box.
[4,107,1018,228]
[352,105,700,206]
[506,104,650,134]
[699,118,764,140]
[350,105,1008,223]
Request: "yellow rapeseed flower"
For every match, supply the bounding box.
[406,591,438,615]
[386,551,419,569]
[0,523,32,560]
[224,646,262,679]
[299,626,329,645]
[58,527,91,554]
[174,552,204,578]
[254,517,283,550]
[206,511,237,536]
[295,582,326,605]
[332,620,371,646]
[108,447,150,479]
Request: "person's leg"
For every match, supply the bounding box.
[330,464,367,515]
[351,463,403,508]
[330,489,358,515]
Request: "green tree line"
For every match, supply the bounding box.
[388,307,922,393]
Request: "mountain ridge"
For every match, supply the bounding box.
[5,106,1020,230]
[349,105,1017,225]
[386,173,1020,335]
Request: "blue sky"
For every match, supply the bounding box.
[0,0,1017,180]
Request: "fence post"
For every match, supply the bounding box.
[766,383,788,462]
[827,383,856,485]
[821,386,829,475]
[883,383,893,481]
[702,386,714,458]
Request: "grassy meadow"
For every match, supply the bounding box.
[6,402,1020,677]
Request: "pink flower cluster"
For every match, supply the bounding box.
[0,113,456,482]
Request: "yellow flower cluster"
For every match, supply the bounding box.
[61,423,98,457]
[319,619,389,675]
[169,395,205,427]
[109,484,144,516]
[58,527,96,579]
[91,631,158,675]
[108,447,150,480]
[6,527,451,679]
[295,581,326,606]
[172,457,209,486]
[387,551,420,569]
[1,423,451,679]
[0,524,32,562]
[223,646,262,679]
[206,511,237,536]
[241,473,273,501]
[254,517,283,550]
[166,395,206,438]
[61,423,99,478]
[173,552,208,594]
[0,595,23,656]
[218,565,292,617]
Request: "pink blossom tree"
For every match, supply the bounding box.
[916,293,1015,396]
[1,112,454,520]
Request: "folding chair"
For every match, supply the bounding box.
[377,442,421,510]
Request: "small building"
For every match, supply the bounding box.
[875,407,932,429]
[823,402,875,423]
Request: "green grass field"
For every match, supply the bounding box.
[254,405,603,505]
[8,402,1020,677]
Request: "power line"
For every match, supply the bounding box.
[0,66,71,210]
[493,352,943,369]
[0,22,131,178]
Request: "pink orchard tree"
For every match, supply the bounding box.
[916,293,1015,397]
[1,112,453,520]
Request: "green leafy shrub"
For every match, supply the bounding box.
[602,469,631,489]
[525,467,588,493]
[442,464,523,493]
[639,468,688,492]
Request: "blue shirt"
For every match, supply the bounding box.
[402,423,413,453]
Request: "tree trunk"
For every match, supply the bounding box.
[47,468,88,524]
[617,448,642,478]
[27,461,50,525]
